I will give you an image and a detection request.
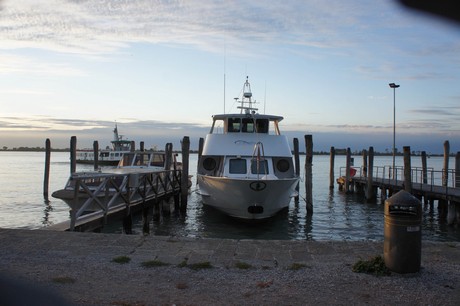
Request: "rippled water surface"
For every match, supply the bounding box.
[1,151,459,241]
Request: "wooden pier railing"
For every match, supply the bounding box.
[61,169,181,231]
[335,144,460,226]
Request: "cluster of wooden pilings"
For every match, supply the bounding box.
[333,141,460,226]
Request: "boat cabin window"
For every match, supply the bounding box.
[135,154,151,166]
[227,117,268,134]
[251,160,269,174]
[241,118,254,132]
[228,118,241,133]
[120,154,133,167]
[255,119,268,133]
[229,159,247,174]
[150,154,165,167]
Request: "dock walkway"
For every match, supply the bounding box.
[349,175,460,202]
[1,229,459,305]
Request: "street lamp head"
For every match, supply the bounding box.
[389,83,400,88]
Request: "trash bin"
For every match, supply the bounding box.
[384,190,422,273]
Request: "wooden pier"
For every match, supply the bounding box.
[45,136,191,233]
[336,145,460,226]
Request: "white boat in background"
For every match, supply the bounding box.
[76,124,132,165]
[196,77,300,219]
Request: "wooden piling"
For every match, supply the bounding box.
[70,136,77,174]
[449,151,460,225]
[443,140,450,187]
[123,213,133,234]
[164,143,172,170]
[43,138,51,202]
[123,179,133,234]
[293,138,300,202]
[455,152,460,188]
[329,146,335,189]
[439,141,450,218]
[366,146,374,201]
[142,205,150,235]
[181,136,190,211]
[130,141,135,152]
[345,148,351,193]
[197,138,204,185]
[421,151,427,184]
[403,146,412,193]
[362,149,368,178]
[304,135,313,214]
[140,141,144,151]
[93,140,99,171]
[198,137,204,160]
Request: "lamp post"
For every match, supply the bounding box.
[389,83,400,180]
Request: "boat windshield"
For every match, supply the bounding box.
[118,152,165,167]
[224,117,270,134]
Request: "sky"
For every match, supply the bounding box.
[1,0,460,154]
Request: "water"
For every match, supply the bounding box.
[1,151,459,242]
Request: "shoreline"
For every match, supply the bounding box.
[1,228,459,305]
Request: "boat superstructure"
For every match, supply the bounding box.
[76,124,133,165]
[197,77,299,219]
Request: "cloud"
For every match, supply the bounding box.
[0,53,87,76]
[0,0,389,56]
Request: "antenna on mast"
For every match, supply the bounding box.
[223,43,226,114]
[237,76,258,114]
[264,81,266,114]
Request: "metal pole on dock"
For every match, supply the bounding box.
[93,140,99,171]
[70,136,77,174]
[43,138,51,202]
[304,135,313,214]
[403,146,412,193]
[293,138,300,202]
[181,136,190,212]
[329,146,335,189]
[389,83,400,180]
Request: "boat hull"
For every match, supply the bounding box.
[197,175,299,219]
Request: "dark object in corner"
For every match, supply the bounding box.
[398,0,460,24]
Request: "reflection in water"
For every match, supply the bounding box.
[3,152,458,241]
[105,187,460,242]
[42,201,53,226]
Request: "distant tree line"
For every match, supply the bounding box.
[0,146,447,156]
[1,146,68,152]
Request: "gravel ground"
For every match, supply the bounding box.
[0,229,459,305]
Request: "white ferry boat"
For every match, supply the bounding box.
[76,124,132,165]
[196,77,300,219]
